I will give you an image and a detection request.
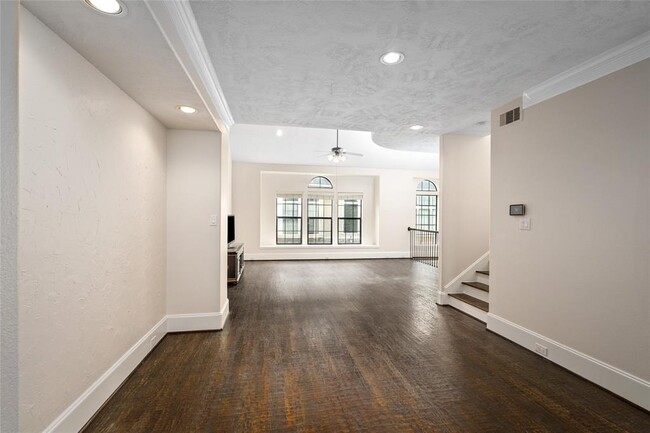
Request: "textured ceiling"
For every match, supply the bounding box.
[371,130,439,153]
[22,0,216,131]
[191,0,649,148]
[230,124,438,172]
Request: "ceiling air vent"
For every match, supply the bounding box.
[500,107,521,127]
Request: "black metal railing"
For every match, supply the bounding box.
[408,227,439,267]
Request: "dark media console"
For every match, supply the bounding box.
[227,242,244,284]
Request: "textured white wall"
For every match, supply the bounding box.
[18,9,167,432]
[490,60,649,380]
[167,130,224,314]
[0,2,19,432]
[232,162,437,258]
[439,135,491,287]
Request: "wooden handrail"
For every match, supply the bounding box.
[407,227,439,234]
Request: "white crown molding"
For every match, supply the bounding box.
[145,0,234,132]
[487,313,650,410]
[523,31,650,109]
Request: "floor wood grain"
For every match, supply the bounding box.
[83,259,650,432]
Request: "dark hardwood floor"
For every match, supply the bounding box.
[83,259,650,432]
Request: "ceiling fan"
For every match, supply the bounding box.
[321,130,364,163]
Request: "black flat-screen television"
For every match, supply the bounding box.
[227,215,235,244]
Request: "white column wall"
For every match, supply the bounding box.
[166,129,225,316]
[0,2,19,432]
[439,135,491,288]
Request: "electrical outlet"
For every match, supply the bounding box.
[209,215,218,226]
[519,218,531,230]
[534,343,548,357]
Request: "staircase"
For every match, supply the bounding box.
[447,268,489,322]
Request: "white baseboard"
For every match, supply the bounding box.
[443,251,489,293]
[167,299,230,333]
[44,300,231,433]
[487,313,650,410]
[220,299,229,329]
[43,316,168,433]
[246,251,409,261]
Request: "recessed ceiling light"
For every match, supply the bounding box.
[409,125,424,131]
[276,129,284,137]
[176,105,197,114]
[380,51,404,65]
[84,0,125,15]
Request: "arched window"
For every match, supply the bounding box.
[416,179,437,192]
[308,176,333,189]
[416,179,438,231]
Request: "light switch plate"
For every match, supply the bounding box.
[209,215,218,226]
[519,218,531,230]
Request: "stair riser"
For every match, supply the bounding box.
[476,274,489,285]
[462,286,489,302]
[447,297,488,323]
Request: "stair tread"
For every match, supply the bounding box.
[476,270,490,276]
[448,293,489,312]
[462,281,489,292]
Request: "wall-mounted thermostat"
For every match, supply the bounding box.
[509,204,525,216]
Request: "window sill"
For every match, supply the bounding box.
[260,244,380,250]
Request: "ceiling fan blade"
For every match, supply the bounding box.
[345,152,364,157]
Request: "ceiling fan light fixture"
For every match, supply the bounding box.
[328,153,346,163]
[380,51,404,65]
